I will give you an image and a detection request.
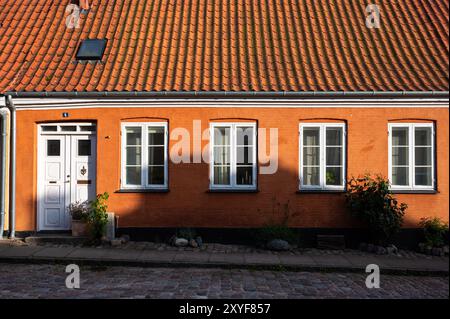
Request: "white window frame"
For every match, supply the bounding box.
[209,122,257,190]
[299,123,346,191]
[388,123,435,191]
[121,122,168,190]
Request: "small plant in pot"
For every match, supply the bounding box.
[69,201,90,237]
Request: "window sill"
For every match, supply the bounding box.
[207,189,259,193]
[391,189,437,194]
[116,189,169,193]
[297,189,346,194]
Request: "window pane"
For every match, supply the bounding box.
[42,125,57,132]
[214,127,230,146]
[78,140,91,156]
[148,166,165,185]
[415,127,432,146]
[415,167,432,186]
[326,127,342,146]
[236,146,254,165]
[303,167,320,186]
[392,147,409,165]
[415,147,432,166]
[126,127,142,145]
[61,126,77,132]
[126,146,141,165]
[148,127,165,145]
[326,147,342,166]
[303,147,319,166]
[148,146,164,165]
[392,127,409,146]
[213,146,230,165]
[303,128,320,146]
[392,167,409,186]
[236,167,253,185]
[236,127,254,146]
[80,126,96,132]
[326,167,342,186]
[126,167,141,185]
[47,140,60,156]
[213,166,230,185]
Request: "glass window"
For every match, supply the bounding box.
[211,123,256,189]
[300,124,346,190]
[76,39,107,60]
[47,140,61,156]
[78,140,91,156]
[389,124,434,190]
[122,124,167,188]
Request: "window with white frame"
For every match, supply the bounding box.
[121,123,168,189]
[388,123,435,190]
[210,123,257,189]
[299,123,346,190]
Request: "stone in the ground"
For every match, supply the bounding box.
[432,247,444,257]
[387,244,398,255]
[367,244,376,253]
[189,239,198,248]
[195,236,203,247]
[120,234,130,244]
[376,246,387,255]
[111,239,122,247]
[266,239,290,251]
[175,238,189,247]
[444,246,449,256]
[359,242,368,251]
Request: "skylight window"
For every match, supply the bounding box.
[76,39,107,61]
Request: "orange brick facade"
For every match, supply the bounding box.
[15,106,449,231]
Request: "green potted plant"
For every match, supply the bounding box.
[68,201,90,237]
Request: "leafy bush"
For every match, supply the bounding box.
[87,192,109,242]
[253,199,299,245]
[68,201,89,221]
[346,175,407,245]
[420,217,449,248]
[177,228,197,240]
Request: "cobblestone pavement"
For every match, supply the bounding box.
[0,263,447,299]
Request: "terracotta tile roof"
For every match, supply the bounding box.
[0,0,448,94]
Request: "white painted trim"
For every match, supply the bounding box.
[299,123,346,191]
[388,123,435,191]
[209,122,257,190]
[11,97,449,110]
[120,122,168,190]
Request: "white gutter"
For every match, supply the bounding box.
[5,90,449,99]
[5,96,15,238]
[0,106,9,238]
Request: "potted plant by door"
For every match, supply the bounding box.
[69,201,90,237]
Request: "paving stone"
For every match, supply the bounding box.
[310,255,353,267]
[173,252,210,263]
[0,246,45,258]
[244,254,281,265]
[66,248,106,260]
[279,255,316,266]
[32,247,76,258]
[209,253,245,264]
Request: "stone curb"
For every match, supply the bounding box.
[0,256,448,277]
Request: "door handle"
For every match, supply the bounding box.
[49,181,57,184]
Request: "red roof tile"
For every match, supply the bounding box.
[0,0,448,93]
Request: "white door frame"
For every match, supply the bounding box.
[37,123,97,231]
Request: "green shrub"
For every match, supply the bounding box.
[88,192,109,242]
[253,199,300,245]
[419,217,449,248]
[177,228,197,240]
[346,175,407,245]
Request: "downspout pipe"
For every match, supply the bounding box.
[0,106,10,239]
[5,95,16,238]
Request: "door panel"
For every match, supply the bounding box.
[40,136,67,230]
[38,127,96,231]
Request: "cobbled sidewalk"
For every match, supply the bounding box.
[0,264,447,299]
[0,239,448,275]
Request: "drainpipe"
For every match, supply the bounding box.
[0,106,10,239]
[5,95,16,238]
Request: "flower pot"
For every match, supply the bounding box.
[71,219,89,237]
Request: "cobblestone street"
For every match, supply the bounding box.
[0,263,447,299]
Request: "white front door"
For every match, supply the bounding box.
[38,123,96,231]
